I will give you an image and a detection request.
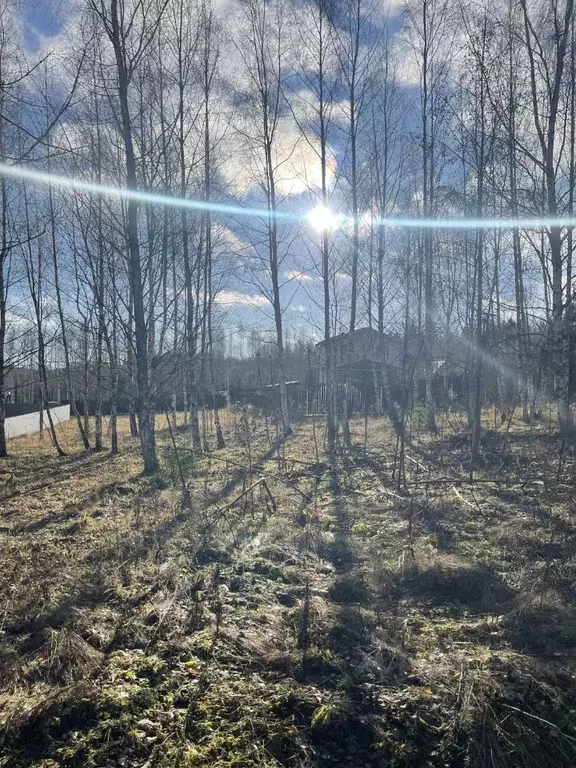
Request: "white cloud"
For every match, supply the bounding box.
[285,270,312,281]
[391,34,422,88]
[214,290,269,307]
[214,225,246,255]
[274,121,332,196]
[220,112,335,198]
[5,312,32,327]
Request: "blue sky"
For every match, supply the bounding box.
[15,0,415,343]
[25,0,62,50]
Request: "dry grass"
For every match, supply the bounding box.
[1,407,576,767]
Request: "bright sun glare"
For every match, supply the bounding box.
[306,204,338,232]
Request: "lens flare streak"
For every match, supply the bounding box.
[373,215,576,230]
[0,162,298,221]
[1,162,575,231]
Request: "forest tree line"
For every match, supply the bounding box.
[1,0,575,472]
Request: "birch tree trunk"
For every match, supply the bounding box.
[92,0,160,473]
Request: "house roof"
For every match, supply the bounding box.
[315,327,401,349]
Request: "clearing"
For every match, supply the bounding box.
[1,410,576,767]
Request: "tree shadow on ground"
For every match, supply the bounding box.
[1,688,101,765]
[1,492,199,643]
[0,451,116,508]
[325,461,355,574]
[306,461,410,693]
[499,602,576,656]
[9,476,142,534]
[412,499,460,553]
[426,428,575,478]
[209,434,289,505]
[391,560,515,617]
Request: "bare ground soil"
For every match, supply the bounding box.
[2,409,576,767]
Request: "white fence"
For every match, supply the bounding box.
[5,404,71,439]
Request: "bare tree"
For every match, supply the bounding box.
[519,0,575,432]
[89,0,167,473]
[405,0,452,434]
[292,0,340,448]
[237,0,291,436]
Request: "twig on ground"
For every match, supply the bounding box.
[451,485,479,511]
[406,477,546,487]
[405,454,429,472]
[198,450,311,502]
[207,478,276,531]
[500,703,576,745]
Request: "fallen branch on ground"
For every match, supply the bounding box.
[197,449,312,502]
[406,477,546,487]
[217,478,277,517]
[202,477,277,535]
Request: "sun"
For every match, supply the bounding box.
[307,204,338,232]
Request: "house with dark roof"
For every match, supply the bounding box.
[315,327,411,379]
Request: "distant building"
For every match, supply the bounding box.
[315,327,409,382]
[311,327,474,412]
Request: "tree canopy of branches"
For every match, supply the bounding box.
[2,0,576,472]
